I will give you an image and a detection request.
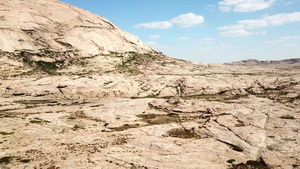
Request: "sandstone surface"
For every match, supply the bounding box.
[0,0,300,169]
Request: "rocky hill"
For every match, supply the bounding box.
[0,0,155,56]
[0,0,300,169]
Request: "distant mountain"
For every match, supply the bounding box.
[0,0,156,56]
[225,58,300,66]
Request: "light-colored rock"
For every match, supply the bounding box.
[0,0,300,169]
[0,0,155,56]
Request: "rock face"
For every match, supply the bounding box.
[1,1,300,169]
[0,0,155,56]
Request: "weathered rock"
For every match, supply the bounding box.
[0,0,299,169]
[0,0,155,56]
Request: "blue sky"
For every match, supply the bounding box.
[60,0,300,63]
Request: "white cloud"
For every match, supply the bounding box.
[219,0,276,12]
[283,0,300,5]
[263,12,300,26]
[202,38,214,41]
[258,40,285,44]
[134,21,172,29]
[177,37,190,40]
[220,30,252,37]
[282,43,297,47]
[217,24,245,31]
[134,13,204,29]
[218,12,300,37]
[238,19,268,28]
[280,36,300,40]
[149,35,160,39]
[170,13,204,28]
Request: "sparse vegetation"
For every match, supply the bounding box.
[20,159,31,163]
[0,156,14,164]
[29,118,50,124]
[227,159,236,164]
[235,120,246,127]
[112,137,128,145]
[72,124,83,131]
[35,60,61,74]
[279,115,295,119]
[232,145,244,152]
[230,158,269,169]
[0,131,14,135]
[110,124,140,131]
[116,52,160,74]
[137,114,180,125]
[167,128,201,139]
[103,81,113,86]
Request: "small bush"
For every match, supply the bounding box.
[232,145,243,152]
[279,115,295,119]
[103,81,113,86]
[20,159,30,163]
[0,156,14,164]
[0,131,14,135]
[227,159,236,163]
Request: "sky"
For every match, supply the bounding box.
[60,0,300,63]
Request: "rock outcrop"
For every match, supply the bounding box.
[0,0,299,169]
[0,0,155,56]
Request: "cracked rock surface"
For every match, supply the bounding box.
[1,0,300,169]
[1,52,299,169]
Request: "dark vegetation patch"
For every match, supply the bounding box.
[90,104,104,108]
[232,145,244,152]
[112,137,128,145]
[279,115,295,119]
[70,111,103,122]
[230,158,270,169]
[16,50,64,75]
[0,131,14,135]
[137,113,180,125]
[218,140,244,152]
[72,124,84,131]
[0,156,31,165]
[10,49,85,75]
[29,117,50,124]
[130,95,158,99]
[167,128,201,139]
[227,159,236,164]
[0,156,14,164]
[235,120,246,127]
[110,124,140,131]
[19,159,31,163]
[116,52,162,74]
[14,99,58,105]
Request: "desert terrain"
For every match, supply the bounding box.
[1,0,300,169]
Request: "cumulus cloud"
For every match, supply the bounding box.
[177,37,190,40]
[219,0,276,12]
[220,30,252,37]
[170,13,204,28]
[218,12,300,37]
[280,36,300,40]
[283,0,300,5]
[134,13,204,29]
[134,21,172,29]
[149,35,160,39]
[202,38,214,41]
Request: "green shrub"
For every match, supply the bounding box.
[279,115,295,119]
